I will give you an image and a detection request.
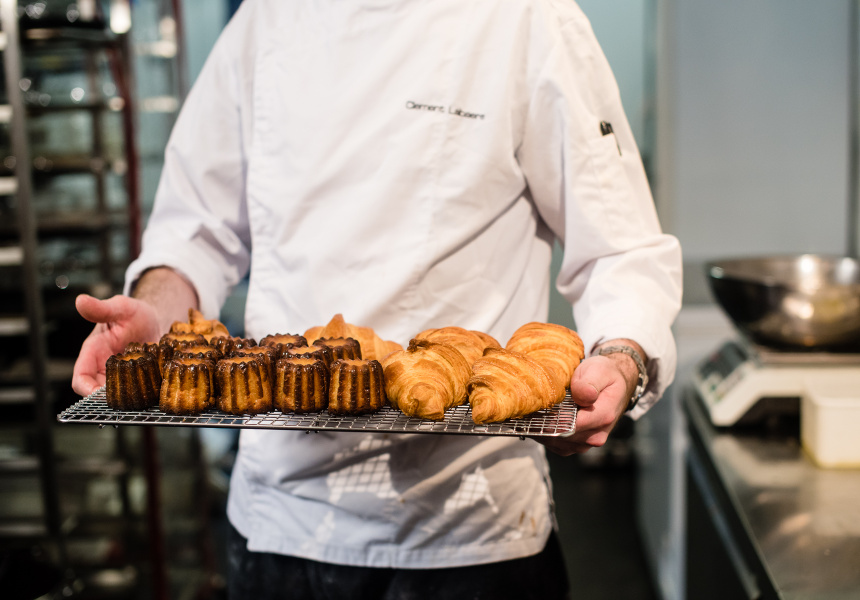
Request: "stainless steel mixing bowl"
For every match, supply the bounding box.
[706,254,860,351]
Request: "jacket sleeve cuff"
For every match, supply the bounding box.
[580,319,677,420]
[124,241,237,320]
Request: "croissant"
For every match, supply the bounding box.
[467,348,558,424]
[381,339,471,420]
[505,322,584,403]
[470,330,502,352]
[305,314,402,361]
[413,326,497,366]
[169,308,231,342]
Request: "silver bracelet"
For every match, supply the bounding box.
[597,345,648,411]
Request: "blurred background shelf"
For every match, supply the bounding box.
[0,2,222,599]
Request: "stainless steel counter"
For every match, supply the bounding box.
[684,390,860,600]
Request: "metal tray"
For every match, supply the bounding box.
[58,387,578,438]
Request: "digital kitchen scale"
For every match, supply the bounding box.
[693,339,860,426]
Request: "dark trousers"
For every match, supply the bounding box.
[227,522,571,600]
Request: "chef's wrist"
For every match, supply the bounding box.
[594,339,648,411]
[131,267,200,334]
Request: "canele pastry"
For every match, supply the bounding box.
[209,336,257,356]
[215,356,273,415]
[159,332,206,352]
[305,314,402,361]
[260,333,308,357]
[173,343,223,363]
[467,348,558,424]
[274,356,329,413]
[413,326,489,366]
[315,337,361,361]
[124,341,172,376]
[105,351,161,410]
[328,358,386,415]
[505,322,584,403]
[281,344,334,368]
[233,345,279,381]
[381,339,471,420]
[160,357,216,414]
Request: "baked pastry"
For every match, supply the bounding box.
[169,308,231,342]
[467,348,558,424]
[173,343,223,363]
[470,330,502,351]
[505,322,584,402]
[105,351,161,410]
[232,345,279,381]
[159,357,216,414]
[124,341,172,376]
[381,339,471,420]
[305,314,401,361]
[260,333,308,357]
[328,358,386,415]
[315,337,362,361]
[215,355,273,415]
[413,326,489,366]
[159,332,206,352]
[209,336,257,356]
[274,356,329,413]
[281,344,334,368]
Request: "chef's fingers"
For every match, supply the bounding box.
[76,294,136,325]
[71,331,110,396]
[569,356,622,407]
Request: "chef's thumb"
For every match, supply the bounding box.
[569,357,616,407]
[76,294,133,325]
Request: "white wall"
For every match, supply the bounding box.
[660,0,852,302]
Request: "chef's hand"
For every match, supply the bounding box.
[72,267,201,397]
[71,294,162,396]
[537,339,645,456]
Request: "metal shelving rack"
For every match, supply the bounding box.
[0,1,142,597]
[1,2,222,598]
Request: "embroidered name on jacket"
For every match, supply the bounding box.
[405,100,485,120]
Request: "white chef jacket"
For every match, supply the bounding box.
[126,0,682,569]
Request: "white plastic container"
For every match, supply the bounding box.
[801,371,860,469]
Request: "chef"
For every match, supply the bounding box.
[72,0,682,597]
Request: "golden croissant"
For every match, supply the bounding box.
[505,322,584,403]
[381,339,471,420]
[467,348,558,424]
[305,314,402,361]
[413,326,495,366]
[169,308,230,342]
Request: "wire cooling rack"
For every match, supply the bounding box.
[58,388,577,438]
